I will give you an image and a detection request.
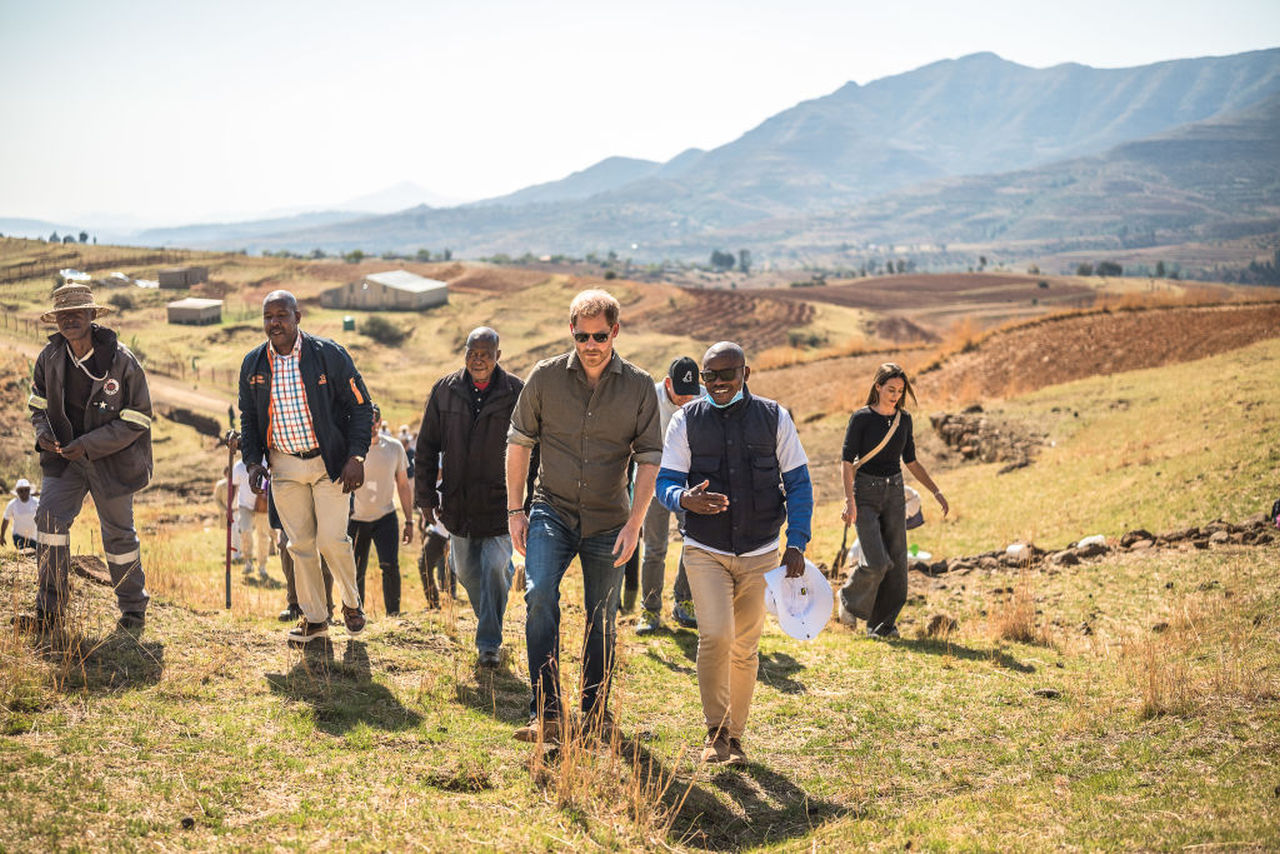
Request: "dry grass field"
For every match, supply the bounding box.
[1,237,1279,850]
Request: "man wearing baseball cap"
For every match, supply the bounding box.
[635,356,701,634]
[19,284,153,633]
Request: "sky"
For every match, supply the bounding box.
[2,0,1278,227]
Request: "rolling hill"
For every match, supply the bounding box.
[142,49,1280,265]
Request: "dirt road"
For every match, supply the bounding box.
[1,332,233,419]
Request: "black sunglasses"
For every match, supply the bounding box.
[700,366,743,383]
[573,331,611,343]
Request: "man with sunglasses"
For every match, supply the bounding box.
[506,289,662,744]
[656,341,813,764]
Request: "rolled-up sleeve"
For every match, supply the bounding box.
[507,365,541,448]
[630,375,662,466]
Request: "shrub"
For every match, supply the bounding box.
[107,293,134,312]
[360,315,410,347]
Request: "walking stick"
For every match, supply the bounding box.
[830,522,850,580]
[222,429,237,610]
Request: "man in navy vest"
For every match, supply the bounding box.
[656,341,812,764]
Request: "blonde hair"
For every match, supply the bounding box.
[866,362,918,410]
[569,289,620,327]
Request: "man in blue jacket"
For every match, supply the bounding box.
[656,341,812,764]
[238,290,373,646]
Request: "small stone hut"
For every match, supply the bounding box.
[166,297,223,325]
[158,266,209,289]
[320,270,449,311]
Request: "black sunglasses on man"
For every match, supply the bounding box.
[700,366,743,383]
[573,331,611,343]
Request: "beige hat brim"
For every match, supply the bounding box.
[41,304,113,324]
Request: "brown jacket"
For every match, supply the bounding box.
[28,325,153,498]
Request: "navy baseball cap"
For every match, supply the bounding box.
[668,357,700,396]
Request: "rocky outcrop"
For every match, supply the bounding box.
[930,406,1045,473]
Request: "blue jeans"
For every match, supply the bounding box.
[450,533,514,653]
[524,503,624,720]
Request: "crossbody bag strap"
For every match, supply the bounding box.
[851,409,901,473]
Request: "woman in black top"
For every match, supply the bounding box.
[838,363,948,637]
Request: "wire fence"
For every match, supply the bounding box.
[0,312,237,392]
[0,251,202,285]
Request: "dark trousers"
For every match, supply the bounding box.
[348,511,401,615]
[840,471,908,632]
[12,534,35,550]
[36,456,148,618]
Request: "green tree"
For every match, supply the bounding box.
[1076,262,1094,277]
[709,250,735,272]
[1155,260,1166,277]
[78,231,88,243]
[1097,260,1123,277]
[416,248,431,262]
[737,249,751,274]
[343,249,365,264]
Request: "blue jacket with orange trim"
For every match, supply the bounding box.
[238,331,373,482]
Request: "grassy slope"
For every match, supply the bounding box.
[2,339,1278,850]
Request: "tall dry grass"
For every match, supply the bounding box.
[986,565,1054,646]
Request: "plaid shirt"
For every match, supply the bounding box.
[267,332,319,454]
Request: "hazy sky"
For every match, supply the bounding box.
[2,0,1278,226]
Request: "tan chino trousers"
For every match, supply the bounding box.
[268,451,361,623]
[683,546,776,739]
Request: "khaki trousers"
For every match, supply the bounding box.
[683,546,775,739]
[268,451,360,623]
[237,507,271,569]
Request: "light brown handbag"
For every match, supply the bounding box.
[841,410,901,621]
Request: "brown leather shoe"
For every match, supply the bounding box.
[342,605,365,634]
[287,618,329,644]
[727,737,747,764]
[700,727,731,764]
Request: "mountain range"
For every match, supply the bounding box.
[29,48,1280,266]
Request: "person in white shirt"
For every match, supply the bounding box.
[3,478,39,551]
[348,404,413,616]
[231,459,271,580]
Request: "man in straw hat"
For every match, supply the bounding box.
[655,341,812,764]
[18,284,153,633]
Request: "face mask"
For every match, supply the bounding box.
[707,389,744,409]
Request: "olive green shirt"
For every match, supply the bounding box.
[508,350,662,537]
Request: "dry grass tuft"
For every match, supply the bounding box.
[986,567,1053,646]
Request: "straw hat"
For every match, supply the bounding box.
[41,284,113,324]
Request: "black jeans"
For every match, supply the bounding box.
[842,471,908,632]
[348,511,401,615]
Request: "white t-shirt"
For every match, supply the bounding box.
[351,434,409,522]
[4,495,38,539]
[231,460,258,510]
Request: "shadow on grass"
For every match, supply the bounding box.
[36,629,165,693]
[454,657,533,725]
[898,636,1035,673]
[622,740,847,851]
[757,650,806,694]
[264,639,423,734]
[243,574,285,591]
